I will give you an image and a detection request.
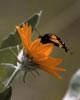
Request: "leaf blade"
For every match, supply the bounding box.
[0,86,12,100]
[0,11,42,50]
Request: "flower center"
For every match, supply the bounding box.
[17,49,38,72]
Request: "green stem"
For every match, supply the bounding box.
[5,67,21,87]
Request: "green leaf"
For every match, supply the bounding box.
[0,81,5,92]
[0,11,42,91]
[0,47,17,82]
[0,11,42,50]
[0,86,12,100]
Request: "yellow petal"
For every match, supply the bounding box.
[16,26,29,52]
[33,54,48,62]
[52,67,66,72]
[36,57,65,79]
[51,72,63,79]
[39,61,65,73]
[22,23,32,46]
[37,43,54,56]
[16,24,32,52]
[29,39,53,62]
[29,39,41,56]
[37,57,63,67]
[39,65,63,79]
[39,64,65,73]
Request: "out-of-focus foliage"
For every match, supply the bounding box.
[0,11,42,50]
[0,11,41,95]
[0,86,12,100]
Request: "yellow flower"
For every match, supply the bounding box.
[16,24,65,79]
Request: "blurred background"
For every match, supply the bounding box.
[0,0,80,100]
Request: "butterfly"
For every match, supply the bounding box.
[38,33,72,54]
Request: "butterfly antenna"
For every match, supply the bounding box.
[68,49,73,55]
[64,47,73,55]
[35,28,41,36]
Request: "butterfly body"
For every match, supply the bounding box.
[39,33,69,53]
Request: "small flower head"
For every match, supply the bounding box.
[16,23,65,79]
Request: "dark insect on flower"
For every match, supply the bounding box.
[16,24,65,80]
[39,33,70,53]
